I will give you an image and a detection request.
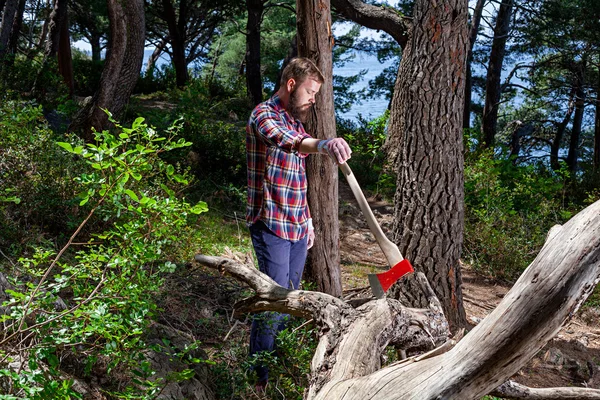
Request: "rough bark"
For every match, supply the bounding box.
[550,87,576,171]
[595,75,600,171]
[7,0,25,56]
[0,0,19,62]
[195,198,600,399]
[162,0,188,88]
[297,0,343,297]
[481,0,514,149]
[68,0,145,139]
[566,84,586,173]
[245,0,263,106]
[463,0,485,129]
[386,0,468,331]
[45,0,67,58]
[331,0,410,47]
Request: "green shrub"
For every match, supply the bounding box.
[0,113,208,397]
[463,149,571,279]
[338,110,395,198]
[71,50,104,96]
[0,100,85,251]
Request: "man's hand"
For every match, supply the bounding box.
[307,229,315,249]
[318,138,352,164]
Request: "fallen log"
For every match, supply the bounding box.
[195,199,600,399]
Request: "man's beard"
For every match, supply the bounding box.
[288,88,311,122]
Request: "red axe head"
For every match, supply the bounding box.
[368,259,414,299]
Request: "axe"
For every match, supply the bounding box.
[339,162,413,298]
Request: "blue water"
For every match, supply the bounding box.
[143,49,392,121]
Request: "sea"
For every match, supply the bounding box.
[143,49,393,122]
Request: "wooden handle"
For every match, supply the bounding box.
[339,162,403,267]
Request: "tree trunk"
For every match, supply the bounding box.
[57,5,73,96]
[297,0,342,297]
[0,0,19,62]
[7,0,25,56]
[245,0,263,106]
[146,38,167,72]
[463,0,485,129]
[90,32,102,62]
[68,0,145,139]
[162,0,188,88]
[385,0,469,331]
[595,73,600,172]
[566,84,586,173]
[481,0,513,149]
[195,198,600,399]
[45,0,67,58]
[550,87,576,171]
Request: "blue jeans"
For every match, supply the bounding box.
[248,221,307,382]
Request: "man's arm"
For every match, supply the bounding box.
[299,137,352,164]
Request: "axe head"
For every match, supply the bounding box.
[368,259,414,299]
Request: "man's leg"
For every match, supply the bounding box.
[249,222,294,383]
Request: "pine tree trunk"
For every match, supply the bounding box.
[567,84,586,173]
[550,87,576,171]
[595,72,600,172]
[162,0,188,88]
[246,0,263,106]
[463,0,485,129]
[386,0,468,331]
[7,0,25,56]
[0,0,19,62]
[68,0,145,139]
[297,0,342,297]
[481,0,513,149]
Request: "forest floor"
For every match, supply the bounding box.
[336,182,600,391]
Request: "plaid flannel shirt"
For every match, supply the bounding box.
[246,94,312,242]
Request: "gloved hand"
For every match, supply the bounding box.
[317,138,352,164]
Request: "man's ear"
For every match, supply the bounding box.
[286,78,296,93]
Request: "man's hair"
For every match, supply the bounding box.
[280,57,325,87]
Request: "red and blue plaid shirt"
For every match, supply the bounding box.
[246,94,312,242]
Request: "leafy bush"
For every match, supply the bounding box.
[0,113,208,397]
[71,50,104,96]
[134,64,177,94]
[338,110,395,198]
[463,149,571,279]
[0,100,85,251]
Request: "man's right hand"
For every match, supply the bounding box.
[318,138,352,164]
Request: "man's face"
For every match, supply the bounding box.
[288,77,322,122]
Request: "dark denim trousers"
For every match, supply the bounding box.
[248,221,307,382]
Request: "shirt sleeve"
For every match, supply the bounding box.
[252,106,312,154]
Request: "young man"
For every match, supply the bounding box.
[246,57,351,390]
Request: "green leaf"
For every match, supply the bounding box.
[131,172,142,181]
[132,117,145,129]
[172,174,188,184]
[190,201,208,214]
[125,190,139,202]
[57,142,73,153]
[119,133,130,139]
[166,164,175,176]
[79,196,89,206]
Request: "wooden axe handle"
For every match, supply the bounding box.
[339,162,404,267]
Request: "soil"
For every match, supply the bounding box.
[337,181,600,391]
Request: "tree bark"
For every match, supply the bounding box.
[7,0,24,57]
[595,72,600,172]
[0,0,19,62]
[385,0,468,331]
[57,3,73,96]
[567,82,586,173]
[481,0,513,149]
[68,0,145,139]
[550,87,576,171]
[245,0,263,106]
[331,0,409,47]
[195,198,600,399]
[463,0,485,129]
[297,0,342,297]
[162,0,188,88]
[89,32,102,62]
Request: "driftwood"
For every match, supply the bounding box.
[195,199,600,399]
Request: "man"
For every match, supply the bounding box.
[246,57,351,390]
